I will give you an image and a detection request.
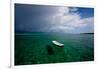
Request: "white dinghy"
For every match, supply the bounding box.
[52,40,64,47]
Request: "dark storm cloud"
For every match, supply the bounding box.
[15,4,62,32]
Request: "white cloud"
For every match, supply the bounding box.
[70,7,78,12]
[39,7,94,33]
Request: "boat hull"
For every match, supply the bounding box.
[52,40,64,47]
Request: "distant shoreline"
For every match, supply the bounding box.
[15,32,94,35]
[82,33,94,34]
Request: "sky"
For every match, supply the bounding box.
[15,4,94,33]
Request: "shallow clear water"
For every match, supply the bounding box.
[15,32,94,65]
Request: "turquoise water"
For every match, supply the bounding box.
[15,32,94,65]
